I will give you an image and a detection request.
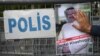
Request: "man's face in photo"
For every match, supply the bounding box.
[65,9,76,23]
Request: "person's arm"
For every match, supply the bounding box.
[90,25,100,36]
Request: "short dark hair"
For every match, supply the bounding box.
[64,7,75,15]
[66,7,74,10]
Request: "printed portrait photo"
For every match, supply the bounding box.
[55,3,93,55]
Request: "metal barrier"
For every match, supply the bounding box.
[0,37,56,56]
[0,4,56,56]
[0,3,100,56]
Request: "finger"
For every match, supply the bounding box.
[81,11,86,17]
[79,11,89,22]
[73,14,77,19]
[75,11,83,23]
[77,11,88,23]
[83,12,88,20]
[73,11,82,25]
[73,10,79,20]
[80,11,88,20]
[75,10,82,20]
[78,11,84,18]
[80,11,88,19]
[72,24,81,30]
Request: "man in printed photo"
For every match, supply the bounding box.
[56,7,93,55]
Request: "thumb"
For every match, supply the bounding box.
[72,24,81,30]
[73,14,77,19]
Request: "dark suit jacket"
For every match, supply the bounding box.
[91,25,100,36]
